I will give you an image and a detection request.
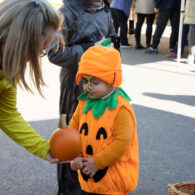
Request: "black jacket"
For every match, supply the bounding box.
[47,0,115,123]
[155,0,181,10]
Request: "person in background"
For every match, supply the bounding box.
[128,0,136,35]
[47,0,116,194]
[145,0,181,55]
[135,0,155,49]
[0,0,62,164]
[184,0,195,65]
[70,45,139,195]
[167,24,189,57]
[110,0,133,48]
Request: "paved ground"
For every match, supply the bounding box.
[0,31,195,195]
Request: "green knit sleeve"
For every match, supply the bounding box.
[0,73,49,159]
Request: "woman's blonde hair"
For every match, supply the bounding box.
[0,0,63,94]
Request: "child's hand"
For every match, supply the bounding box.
[95,37,105,46]
[82,158,98,177]
[70,157,84,171]
[45,151,59,164]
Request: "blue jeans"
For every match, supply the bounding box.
[174,24,189,55]
[189,24,195,56]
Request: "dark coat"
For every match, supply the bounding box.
[155,0,181,10]
[48,0,115,123]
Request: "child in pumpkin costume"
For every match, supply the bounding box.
[70,46,139,195]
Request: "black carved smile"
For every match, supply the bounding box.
[79,123,109,182]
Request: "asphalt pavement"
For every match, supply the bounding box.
[0,32,195,195]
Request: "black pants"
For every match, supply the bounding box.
[111,8,129,45]
[135,13,155,47]
[189,25,195,56]
[152,8,180,49]
[57,163,82,195]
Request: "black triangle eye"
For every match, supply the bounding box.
[80,123,88,135]
[96,127,107,140]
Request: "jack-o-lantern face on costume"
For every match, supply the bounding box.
[79,123,108,182]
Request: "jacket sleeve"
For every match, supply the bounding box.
[47,40,84,69]
[107,10,117,38]
[47,6,86,69]
[0,77,49,160]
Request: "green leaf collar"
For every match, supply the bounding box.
[77,87,131,118]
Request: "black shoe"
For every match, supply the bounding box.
[145,47,158,54]
[129,29,135,35]
[128,20,135,35]
[136,44,145,49]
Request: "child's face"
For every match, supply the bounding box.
[82,75,113,99]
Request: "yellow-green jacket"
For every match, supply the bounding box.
[184,0,195,24]
[0,68,49,159]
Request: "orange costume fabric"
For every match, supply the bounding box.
[70,46,139,194]
[70,96,139,194]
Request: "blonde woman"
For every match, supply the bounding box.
[0,0,62,164]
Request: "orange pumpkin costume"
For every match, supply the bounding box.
[70,46,139,195]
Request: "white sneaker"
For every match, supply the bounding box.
[121,44,132,49]
[187,54,194,65]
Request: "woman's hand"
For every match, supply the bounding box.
[82,158,98,177]
[70,157,84,171]
[45,151,59,164]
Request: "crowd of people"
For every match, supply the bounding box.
[0,0,194,195]
[109,0,194,64]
